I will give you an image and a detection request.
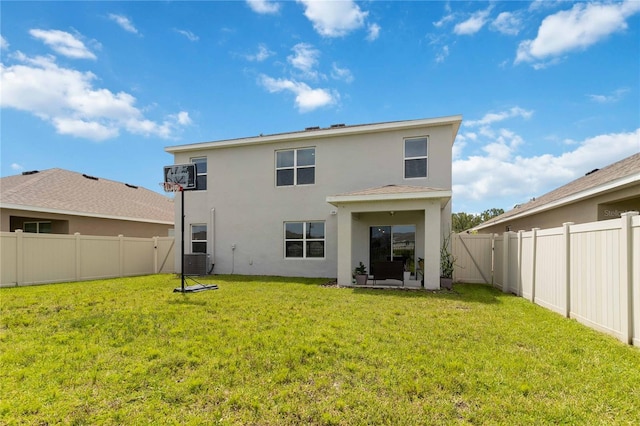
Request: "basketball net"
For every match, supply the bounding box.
[160,182,183,193]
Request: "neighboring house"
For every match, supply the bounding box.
[475,153,640,234]
[0,168,174,238]
[165,115,462,289]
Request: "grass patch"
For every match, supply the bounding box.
[1,275,639,424]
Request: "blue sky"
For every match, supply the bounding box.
[1,0,639,214]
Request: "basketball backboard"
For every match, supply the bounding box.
[163,164,196,190]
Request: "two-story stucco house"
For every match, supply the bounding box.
[165,115,461,289]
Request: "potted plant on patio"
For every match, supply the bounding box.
[440,234,456,290]
[354,262,368,285]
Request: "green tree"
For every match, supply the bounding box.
[480,208,504,223]
[452,212,481,233]
[452,208,505,233]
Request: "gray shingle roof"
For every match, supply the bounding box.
[477,153,640,229]
[0,168,174,223]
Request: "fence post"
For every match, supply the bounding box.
[491,234,496,287]
[562,223,573,318]
[502,232,510,293]
[531,228,539,303]
[16,229,24,286]
[620,212,637,345]
[75,232,82,281]
[517,230,524,297]
[153,236,159,274]
[119,234,124,277]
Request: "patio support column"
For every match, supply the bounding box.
[423,200,441,290]
[336,207,353,286]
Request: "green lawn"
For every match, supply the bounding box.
[1,275,639,425]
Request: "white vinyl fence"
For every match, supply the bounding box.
[452,212,639,347]
[1,230,175,287]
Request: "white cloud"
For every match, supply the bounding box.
[259,74,337,112]
[246,0,281,15]
[288,43,321,79]
[0,53,189,141]
[434,2,455,28]
[491,12,522,36]
[1,35,9,50]
[453,128,640,209]
[367,23,381,41]
[454,9,491,35]
[297,0,368,37]
[245,43,274,62]
[516,1,640,65]
[53,117,119,140]
[175,29,199,42]
[288,43,319,72]
[29,29,96,60]
[528,0,580,13]
[435,45,450,63]
[108,14,139,34]
[452,134,468,160]
[11,163,24,171]
[464,107,533,127]
[588,88,629,103]
[331,63,353,83]
[172,111,192,126]
[434,13,455,28]
[481,128,524,160]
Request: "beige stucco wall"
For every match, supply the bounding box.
[172,122,456,279]
[477,184,640,234]
[1,208,173,238]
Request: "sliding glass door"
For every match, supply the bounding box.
[369,225,416,276]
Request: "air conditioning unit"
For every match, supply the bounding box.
[183,253,209,275]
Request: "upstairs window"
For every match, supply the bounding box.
[191,157,207,190]
[276,148,315,186]
[284,221,325,258]
[404,137,428,179]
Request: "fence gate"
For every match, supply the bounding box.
[452,233,494,284]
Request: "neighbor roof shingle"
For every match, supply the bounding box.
[477,153,640,229]
[0,168,174,223]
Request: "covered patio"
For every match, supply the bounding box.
[327,185,452,290]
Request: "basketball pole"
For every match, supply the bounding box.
[180,185,185,293]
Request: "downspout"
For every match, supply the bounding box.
[208,208,215,274]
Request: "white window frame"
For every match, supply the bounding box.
[191,157,207,190]
[275,147,315,187]
[191,224,207,253]
[283,221,325,259]
[404,136,428,179]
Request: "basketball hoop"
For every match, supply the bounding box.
[160,182,183,193]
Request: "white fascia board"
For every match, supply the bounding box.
[166,115,463,153]
[1,203,174,225]
[475,173,640,230]
[326,190,452,205]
